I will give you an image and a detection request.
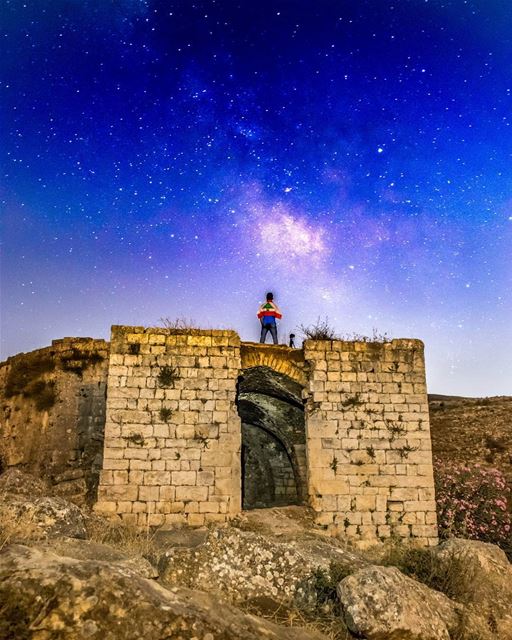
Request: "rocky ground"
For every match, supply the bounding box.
[1,469,512,640]
[429,395,512,485]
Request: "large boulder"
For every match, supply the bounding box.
[432,538,512,638]
[159,524,366,607]
[0,468,49,497]
[337,565,494,640]
[0,494,87,540]
[0,544,326,640]
[36,537,159,580]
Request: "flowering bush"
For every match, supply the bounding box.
[434,460,512,555]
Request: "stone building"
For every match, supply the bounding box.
[0,325,438,547]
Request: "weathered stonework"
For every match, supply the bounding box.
[94,328,437,545]
[0,338,109,504]
[95,326,242,527]
[2,326,438,547]
[304,339,437,546]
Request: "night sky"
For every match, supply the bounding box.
[2,0,511,396]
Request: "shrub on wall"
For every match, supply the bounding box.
[434,459,512,556]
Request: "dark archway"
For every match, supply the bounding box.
[237,366,306,509]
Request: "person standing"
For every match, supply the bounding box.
[257,292,282,344]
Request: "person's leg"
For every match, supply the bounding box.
[259,324,268,343]
[270,324,278,344]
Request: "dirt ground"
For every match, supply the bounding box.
[429,395,512,486]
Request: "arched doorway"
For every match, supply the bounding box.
[236,366,306,509]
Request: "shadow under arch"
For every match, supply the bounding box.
[237,365,307,509]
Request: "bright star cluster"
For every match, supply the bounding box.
[1,1,511,395]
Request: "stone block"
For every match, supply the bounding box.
[390,488,419,501]
[129,459,152,470]
[143,471,170,485]
[199,502,220,513]
[100,485,138,501]
[184,501,199,513]
[355,495,376,511]
[94,501,117,514]
[197,471,215,485]
[138,486,159,501]
[188,513,206,526]
[112,470,128,485]
[103,459,129,470]
[171,471,196,485]
[164,513,187,525]
[175,486,208,501]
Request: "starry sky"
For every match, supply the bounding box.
[1,0,511,396]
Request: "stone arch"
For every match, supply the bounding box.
[240,343,307,386]
[236,365,307,508]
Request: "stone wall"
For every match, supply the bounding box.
[304,339,438,547]
[1,328,438,547]
[0,338,109,503]
[95,326,242,526]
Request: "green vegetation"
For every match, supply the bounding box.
[123,433,146,447]
[387,421,407,441]
[159,407,173,422]
[341,393,363,408]
[377,541,475,603]
[311,561,353,613]
[157,365,179,388]
[300,318,338,340]
[160,317,200,332]
[395,444,418,459]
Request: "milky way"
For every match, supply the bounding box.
[1,0,511,395]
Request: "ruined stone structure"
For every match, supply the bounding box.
[0,338,109,504]
[93,325,438,546]
[0,325,438,546]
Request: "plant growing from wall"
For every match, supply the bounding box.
[299,317,338,340]
[341,393,363,408]
[159,407,173,422]
[395,444,418,459]
[160,316,199,331]
[387,421,407,441]
[194,432,209,448]
[329,455,338,474]
[157,365,179,388]
[123,433,146,446]
[366,445,376,460]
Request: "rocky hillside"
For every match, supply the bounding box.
[1,469,512,640]
[429,395,512,484]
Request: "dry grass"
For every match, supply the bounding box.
[159,317,201,331]
[373,539,481,604]
[300,318,339,341]
[0,503,45,550]
[241,598,351,640]
[85,513,159,558]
